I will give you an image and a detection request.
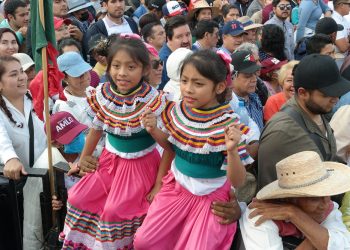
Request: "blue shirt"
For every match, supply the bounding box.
[334,91,350,112]
[159,43,173,90]
[296,0,330,42]
[237,93,264,131]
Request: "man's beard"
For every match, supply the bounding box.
[305,98,332,115]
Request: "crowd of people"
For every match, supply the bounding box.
[0,0,350,249]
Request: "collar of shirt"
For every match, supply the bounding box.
[103,15,127,28]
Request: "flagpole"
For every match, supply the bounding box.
[38,0,56,224]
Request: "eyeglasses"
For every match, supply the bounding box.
[277,4,292,10]
[151,59,163,69]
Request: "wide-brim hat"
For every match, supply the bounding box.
[188,0,219,20]
[67,0,94,14]
[257,151,350,200]
[238,16,263,31]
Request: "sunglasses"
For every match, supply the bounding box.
[277,4,292,10]
[151,59,163,69]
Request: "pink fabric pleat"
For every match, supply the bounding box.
[134,171,236,250]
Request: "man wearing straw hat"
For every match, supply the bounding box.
[240,151,350,249]
[258,54,350,190]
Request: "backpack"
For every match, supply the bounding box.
[294,37,309,60]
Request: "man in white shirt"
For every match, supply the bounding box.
[83,0,139,64]
[332,0,350,67]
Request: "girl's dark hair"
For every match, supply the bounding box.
[222,4,239,18]
[0,28,20,48]
[261,24,287,61]
[0,56,31,125]
[180,50,228,103]
[106,35,150,82]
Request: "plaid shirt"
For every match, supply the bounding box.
[237,93,264,131]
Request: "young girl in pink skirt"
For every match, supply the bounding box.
[59,35,168,249]
[135,50,254,250]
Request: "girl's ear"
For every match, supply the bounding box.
[215,81,226,95]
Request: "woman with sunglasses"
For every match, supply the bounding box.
[295,0,332,42]
[145,43,163,89]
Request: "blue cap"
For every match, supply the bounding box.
[222,20,246,36]
[57,52,92,77]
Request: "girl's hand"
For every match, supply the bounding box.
[146,182,162,203]
[248,199,294,226]
[224,124,242,152]
[67,162,80,176]
[78,155,98,176]
[52,195,63,211]
[141,108,157,133]
[3,158,27,180]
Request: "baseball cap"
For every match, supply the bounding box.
[237,16,263,31]
[149,0,166,11]
[222,20,246,36]
[53,17,72,30]
[12,53,34,71]
[49,111,88,144]
[57,52,92,77]
[231,50,261,74]
[162,1,186,17]
[294,54,350,97]
[260,57,287,76]
[315,17,343,35]
[67,0,93,14]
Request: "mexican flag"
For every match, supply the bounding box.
[30,0,56,72]
[29,0,66,120]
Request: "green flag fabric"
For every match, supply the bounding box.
[30,0,56,72]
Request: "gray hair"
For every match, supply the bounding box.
[235,42,259,55]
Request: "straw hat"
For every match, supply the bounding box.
[257,151,350,200]
[237,16,263,31]
[188,0,219,20]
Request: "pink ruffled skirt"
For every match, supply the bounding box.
[60,148,160,250]
[134,171,236,250]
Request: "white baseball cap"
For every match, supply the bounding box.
[12,53,35,71]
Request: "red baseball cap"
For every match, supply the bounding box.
[48,111,88,144]
[53,17,72,30]
[260,57,287,76]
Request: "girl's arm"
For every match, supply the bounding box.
[141,109,173,151]
[225,124,246,187]
[146,150,175,202]
[78,128,103,166]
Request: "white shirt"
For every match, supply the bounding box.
[52,89,92,127]
[332,11,350,63]
[0,95,46,167]
[103,15,132,36]
[240,202,350,250]
[330,105,350,165]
